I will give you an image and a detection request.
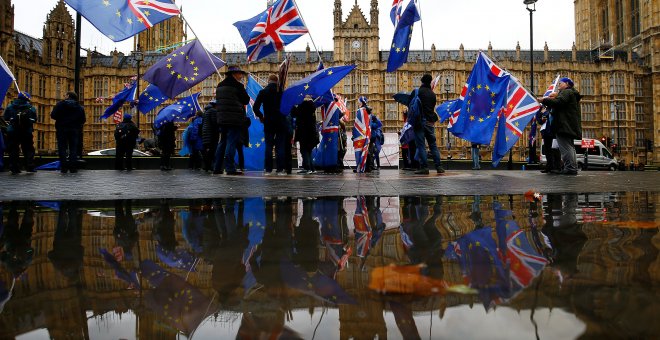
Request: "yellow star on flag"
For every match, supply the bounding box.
[103,0,110,6]
[190,60,195,66]
[304,84,309,90]
[144,10,151,16]
[469,115,475,121]
[327,70,333,75]
[166,64,172,69]
[479,118,484,122]
[127,18,133,24]
[116,10,121,17]
[477,84,482,89]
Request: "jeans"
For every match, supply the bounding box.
[557,134,577,172]
[471,146,480,169]
[413,124,442,169]
[213,130,227,173]
[223,127,241,172]
[264,130,276,172]
[56,129,79,171]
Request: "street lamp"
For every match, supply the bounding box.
[524,0,537,167]
[132,46,144,131]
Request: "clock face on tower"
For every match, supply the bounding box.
[352,40,361,49]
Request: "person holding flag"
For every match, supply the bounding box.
[352,97,372,173]
[4,92,37,174]
[409,74,444,175]
[538,77,583,175]
[114,113,140,171]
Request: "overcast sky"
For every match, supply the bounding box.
[12,0,575,55]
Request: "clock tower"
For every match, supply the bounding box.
[333,0,379,63]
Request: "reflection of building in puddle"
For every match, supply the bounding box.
[0,194,658,339]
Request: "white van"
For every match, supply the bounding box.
[540,139,618,171]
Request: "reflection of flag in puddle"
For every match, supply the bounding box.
[155,243,197,272]
[280,259,356,305]
[99,248,140,288]
[353,196,371,258]
[444,203,551,309]
[140,260,213,337]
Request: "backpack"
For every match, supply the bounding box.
[11,107,34,131]
[407,90,423,129]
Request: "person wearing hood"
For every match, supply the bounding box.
[214,66,250,175]
[201,101,219,172]
[114,113,140,171]
[539,77,583,175]
[4,92,37,174]
[51,92,86,173]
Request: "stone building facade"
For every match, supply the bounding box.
[0,0,657,165]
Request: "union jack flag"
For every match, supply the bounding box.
[65,0,180,42]
[390,0,405,25]
[234,0,309,62]
[544,74,561,97]
[353,197,372,258]
[352,107,371,173]
[504,229,549,288]
[492,76,541,165]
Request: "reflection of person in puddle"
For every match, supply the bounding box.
[400,197,443,278]
[153,200,177,252]
[542,193,587,279]
[318,198,350,279]
[114,200,138,260]
[48,201,84,281]
[293,198,319,272]
[0,203,34,278]
[470,195,484,229]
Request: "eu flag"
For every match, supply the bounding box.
[153,92,201,128]
[435,99,460,123]
[0,55,15,103]
[138,84,168,114]
[64,0,180,42]
[143,40,225,98]
[280,64,356,115]
[242,76,266,171]
[449,52,510,145]
[387,0,420,73]
[101,82,136,120]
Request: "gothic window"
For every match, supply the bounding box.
[56,42,64,61]
[343,73,353,95]
[630,0,640,37]
[634,104,644,123]
[609,73,625,94]
[581,102,596,121]
[201,75,219,97]
[634,77,643,97]
[39,76,46,97]
[580,75,594,95]
[601,6,609,43]
[615,0,624,44]
[441,72,455,96]
[385,102,398,121]
[361,73,369,94]
[385,73,397,93]
[93,77,109,99]
[524,74,540,95]
[610,102,626,121]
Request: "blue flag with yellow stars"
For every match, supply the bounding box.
[313,96,341,168]
[242,76,266,171]
[435,99,460,123]
[101,82,136,120]
[143,40,225,98]
[450,53,510,145]
[153,92,201,128]
[386,0,420,73]
[138,84,168,114]
[280,64,356,115]
[64,0,180,42]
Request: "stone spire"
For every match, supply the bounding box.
[370,0,378,27]
[334,0,342,26]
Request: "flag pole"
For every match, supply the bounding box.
[417,0,428,71]
[291,0,323,63]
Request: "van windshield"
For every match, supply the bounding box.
[603,148,613,159]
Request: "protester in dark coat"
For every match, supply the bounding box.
[0,107,6,172]
[292,97,318,174]
[409,74,444,175]
[114,113,140,171]
[4,92,37,174]
[540,77,582,175]
[536,107,561,173]
[201,102,219,172]
[214,66,250,175]
[50,92,86,173]
[254,74,287,174]
[183,112,204,170]
[157,121,177,171]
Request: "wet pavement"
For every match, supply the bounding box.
[0,169,658,200]
[0,193,658,339]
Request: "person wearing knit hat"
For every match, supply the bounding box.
[539,77,583,175]
[409,73,444,175]
[4,91,37,174]
[114,112,139,171]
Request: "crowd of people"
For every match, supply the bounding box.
[0,70,589,176]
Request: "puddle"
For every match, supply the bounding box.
[0,193,658,339]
